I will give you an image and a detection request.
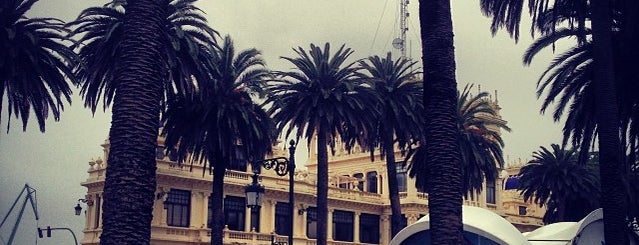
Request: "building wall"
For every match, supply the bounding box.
[80,138,542,245]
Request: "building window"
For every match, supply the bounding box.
[224,196,246,231]
[250,207,260,232]
[94,195,101,229]
[227,148,247,171]
[156,147,165,159]
[166,189,190,227]
[486,179,496,204]
[306,207,317,239]
[168,149,178,162]
[366,171,378,193]
[518,206,527,216]
[332,210,354,242]
[396,162,407,192]
[275,202,291,236]
[359,213,380,244]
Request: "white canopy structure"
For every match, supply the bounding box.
[391,207,639,245]
[390,206,530,245]
[525,208,639,245]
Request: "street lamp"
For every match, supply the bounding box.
[245,172,265,208]
[245,140,296,245]
[74,198,94,216]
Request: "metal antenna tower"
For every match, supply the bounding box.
[392,0,409,58]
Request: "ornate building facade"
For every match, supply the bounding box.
[79,135,543,245]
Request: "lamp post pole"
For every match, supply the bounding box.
[247,140,296,245]
[287,140,296,245]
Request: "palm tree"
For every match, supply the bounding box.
[518,144,600,223]
[162,35,274,245]
[457,84,510,198]
[407,84,509,206]
[590,1,628,243]
[357,52,422,237]
[480,1,629,243]
[0,0,78,132]
[67,0,217,112]
[412,0,464,243]
[96,0,165,243]
[267,43,379,245]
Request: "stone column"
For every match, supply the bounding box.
[244,206,252,232]
[299,205,307,238]
[353,211,361,243]
[190,192,203,228]
[380,215,391,245]
[259,202,269,233]
[151,191,161,226]
[268,200,277,233]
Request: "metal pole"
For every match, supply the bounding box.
[50,227,79,245]
[288,140,296,245]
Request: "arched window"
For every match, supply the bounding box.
[366,171,378,193]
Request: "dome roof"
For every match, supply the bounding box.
[391,206,530,245]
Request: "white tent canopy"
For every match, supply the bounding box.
[526,208,639,245]
[390,206,530,245]
[391,207,639,245]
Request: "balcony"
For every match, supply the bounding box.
[80,226,381,245]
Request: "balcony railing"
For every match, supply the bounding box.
[81,226,381,245]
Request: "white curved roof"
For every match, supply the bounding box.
[525,222,577,245]
[390,205,530,245]
[525,208,639,245]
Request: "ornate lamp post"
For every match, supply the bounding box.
[74,198,94,216]
[245,140,296,245]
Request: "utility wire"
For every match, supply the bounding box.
[370,0,391,53]
[383,2,400,54]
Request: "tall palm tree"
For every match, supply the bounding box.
[412,0,464,243]
[518,144,600,223]
[480,1,630,243]
[267,43,379,245]
[96,0,165,243]
[590,1,628,243]
[457,84,510,197]
[162,35,274,245]
[357,52,422,237]
[67,0,217,113]
[0,0,78,132]
[68,1,216,243]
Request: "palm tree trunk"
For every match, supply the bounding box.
[383,126,403,237]
[557,201,567,222]
[210,166,226,245]
[418,0,463,244]
[99,0,163,244]
[316,124,329,245]
[591,0,630,244]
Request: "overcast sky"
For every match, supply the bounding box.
[0,0,566,244]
